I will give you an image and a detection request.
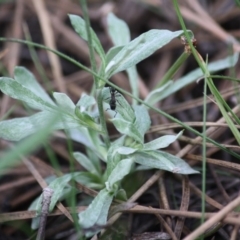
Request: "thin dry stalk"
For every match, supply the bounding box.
[36,187,54,240]
[31,0,65,92]
[174,176,190,239]
[183,194,240,240]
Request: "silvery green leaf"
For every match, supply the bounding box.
[133,150,199,174]
[30,195,42,230]
[48,174,72,211]
[0,111,81,141]
[106,158,134,191]
[111,118,143,143]
[115,189,128,202]
[117,146,138,155]
[73,172,104,189]
[0,78,55,111]
[73,152,99,174]
[133,105,151,137]
[106,13,139,103]
[107,13,130,46]
[79,188,114,236]
[144,81,173,105]
[28,175,62,230]
[68,128,107,161]
[96,63,107,89]
[30,180,74,230]
[106,46,124,65]
[53,92,75,114]
[106,135,126,178]
[105,29,192,78]
[95,192,114,222]
[127,66,139,105]
[0,115,40,141]
[135,165,153,171]
[30,176,56,213]
[143,131,183,150]
[69,14,105,63]
[0,113,60,170]
[86,148,102,175]
[14,66,54,105]
[155,53,239,101]
[74,107,102,132]
[102,87,135,121]
[105,34,144,78]
[76,93,96,109]
[28,176,56,211]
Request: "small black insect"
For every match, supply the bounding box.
[106,87,121,117]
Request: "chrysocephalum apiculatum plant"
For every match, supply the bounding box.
[2,12,231,237]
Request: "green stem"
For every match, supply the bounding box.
[97,89,110,148]
[65,131,81,233]
[173,1,240,236]
[201,67,207,227]
[24,26,52,91]
[156,52,189,88]
[1,37,240,159]
[79,0,97,87]
[0,38,93,74]
[79,0,110,147]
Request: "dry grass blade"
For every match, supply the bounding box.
[158,171,172,228]
[174,176,190,239]
[0,0,23,117]
[183,195,240,240]
[124,205,240,225]
[32,0,65,92]
[185,153,240,172]
[0,206,87,223]
[154,211,178,240]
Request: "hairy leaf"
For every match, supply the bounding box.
[78,188,114,236]
[69,14,105,62]
[143,131,183,150]
[133,150,199,174]
[105,29,192,78]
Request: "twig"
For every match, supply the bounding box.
[36,187,54,240]
[183,194,240,240]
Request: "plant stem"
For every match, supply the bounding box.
[97,89,110,148]
[201,65,207,228]
[1,37,239,159]
[79,0,110,147]
[156,52,189,88]
[79,0,97,87]
[172,0,240,146]
[37,187,54,240]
